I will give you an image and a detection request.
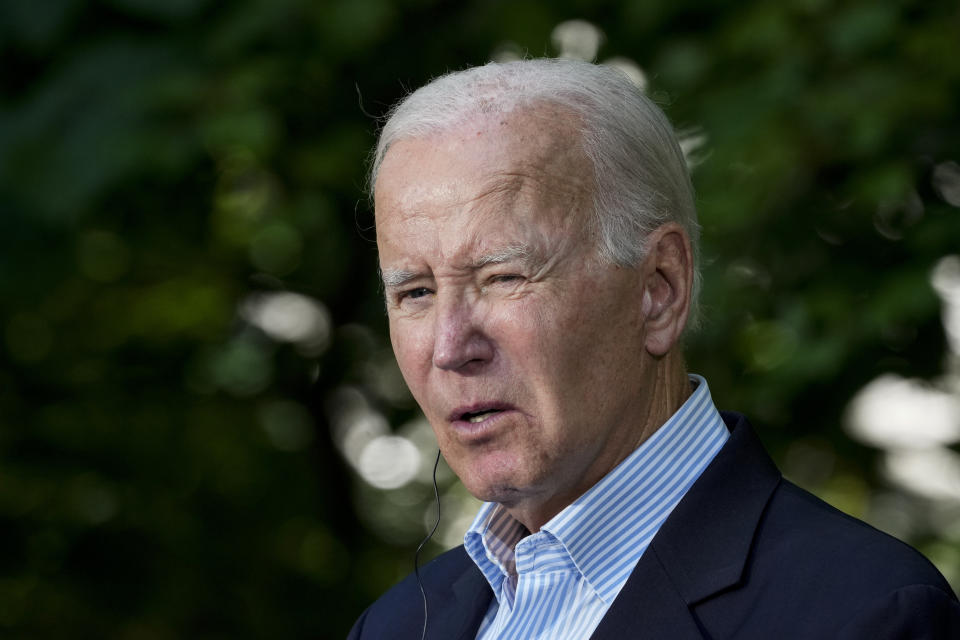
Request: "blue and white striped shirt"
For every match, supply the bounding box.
[463,374,729,640]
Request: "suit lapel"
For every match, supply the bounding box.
[592,413,781,639]
[426,559,492,640]
[589,549,705,639]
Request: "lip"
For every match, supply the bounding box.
[447,402,516,437]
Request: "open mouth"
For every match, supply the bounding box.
[459,409,503,424]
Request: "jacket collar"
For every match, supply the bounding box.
[423,558,492,640]
[590,412,781,639]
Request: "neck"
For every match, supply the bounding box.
[506,350,691,532]
[633,349,691,449]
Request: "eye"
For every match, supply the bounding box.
[480,273,525,295]
[401,286,432,301]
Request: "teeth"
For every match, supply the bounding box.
[465,410,497,423]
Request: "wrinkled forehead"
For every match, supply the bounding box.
[374,104,595,218]
[372,107,600,271]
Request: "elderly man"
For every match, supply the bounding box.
[349,59,960,639]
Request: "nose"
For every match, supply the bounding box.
[432,293,494,372]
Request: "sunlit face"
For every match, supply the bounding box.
[375,107,656,528]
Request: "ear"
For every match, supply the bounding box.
[639,223,693,356]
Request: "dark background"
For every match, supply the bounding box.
[2,0,959,637]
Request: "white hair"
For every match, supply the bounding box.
[370,58,701,327]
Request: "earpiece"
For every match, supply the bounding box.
[414,449,442,640]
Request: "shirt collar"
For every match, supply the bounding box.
[464,500,527,596]
[464,374,729,603]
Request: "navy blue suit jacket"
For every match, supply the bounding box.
[349,413,960,639]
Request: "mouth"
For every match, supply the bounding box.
[460,408,503,423]
[449,403,513,426]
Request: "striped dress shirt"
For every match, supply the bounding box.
[463,374,730,640]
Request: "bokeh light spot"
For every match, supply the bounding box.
[932,161,960,207]
[491,41,524,62]
[931,255,960,356]
[602,56,647,92]
[883,448,960,503]
[846,374,960,450]
[357,436,420,490]
[241,291,331,355]
[551,20,604,61]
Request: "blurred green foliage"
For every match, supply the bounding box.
[1,0,959,637]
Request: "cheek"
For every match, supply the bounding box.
[490,303,553,376]
[495,302,584,416]
[520,299,590,371]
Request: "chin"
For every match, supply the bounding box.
[461,473,528,506]
[450,452,538,503]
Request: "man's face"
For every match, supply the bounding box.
[375,108,656,528]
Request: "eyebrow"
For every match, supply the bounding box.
[381,268,419,288]
[473,242,533,267]
[380,242,535,289]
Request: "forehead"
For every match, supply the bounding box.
[373,106,593,248]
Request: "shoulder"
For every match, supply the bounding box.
[762,480,951,592]
[731,478,960,636]
[716,412,953,597]
[684,412,959,636]
[836,583,960,639]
